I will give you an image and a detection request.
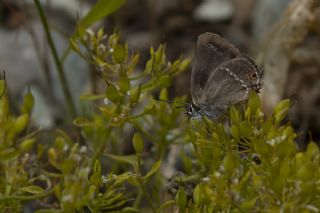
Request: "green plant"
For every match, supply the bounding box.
[1,1,320,212]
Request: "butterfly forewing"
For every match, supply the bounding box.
[191,32,241,105]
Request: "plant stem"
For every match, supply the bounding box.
[140,181,157,213]
[0,186,56,201]
[34,0,77,118]
[136,153,141,174]
[91,128,111,169]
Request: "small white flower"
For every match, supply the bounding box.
[62,194,74,202]
[214,171,221,178]
[104,98,109,105]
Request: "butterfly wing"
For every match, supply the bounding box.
[191,32,241,105]
[200,56,263,113]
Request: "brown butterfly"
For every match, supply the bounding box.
[188,32,263,120]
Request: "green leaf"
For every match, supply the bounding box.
[20,92,34,114]
[279,160,290,178]
[0,78,6,97]
[54,137,66,150]
[143,102,156,115]
[297,162,314,181]
[14,114,29,134]
[61,159,76,174]
[299,182,313,195]
[270,174,286,193]
[121,207,139,213]
[223,152,236,174]
[179,59,191,72]
[155,45,165,65]
[254,140,271,156]
[90,173,102,186]
[113,44,126,64]
[276,139,296,158]
[143,160,161,180]
[20,185,44,194]
[129,86,141,105]
[79,0,126,32]
[175,187,187,210]
[93,160,101,174]
[159,75,171,87]
[133,133,144,153]
[0,95,9,120]
[273,99,290,123]
[93,55,107,67]
[306,142,319,158]
[295,152,307,169]
[97,27,104,41]
[230,106,242,124]
[73,117,93,127]
[240,197,257,211]
[159,200,176,210]
[239,121,252,138]
[180,151,192,174]
[144,58,154,74]
[248,91,260,114]
[69,38,81,53]
[230,125,239,139]
[127,175,140,187]
[159,88,168,100]
[0,148,19,160]
[193,184,203,206]
[20,138,36,152]
[106,84,120,103]
[106,154,136,165]
[119,78,130,93]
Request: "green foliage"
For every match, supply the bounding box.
[1,5,320,212]
[74,0,126,37]
[0,83,48,211]
[180,93,305,212]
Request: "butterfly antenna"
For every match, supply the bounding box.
[155,98,191,108]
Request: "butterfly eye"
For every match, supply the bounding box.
[249,72,258,80]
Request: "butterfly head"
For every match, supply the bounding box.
[155,98,202,119]
[186,103,202,119]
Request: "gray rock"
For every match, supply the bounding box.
[1,18,89,128]
[193,0,234,22]
[252,0,292,41]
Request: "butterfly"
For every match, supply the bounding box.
[187,32,263,120]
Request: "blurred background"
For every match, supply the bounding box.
[1,0,319,149]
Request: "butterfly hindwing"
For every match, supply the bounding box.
[201,57,263,111]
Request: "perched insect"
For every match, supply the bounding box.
[188,32,263,120]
